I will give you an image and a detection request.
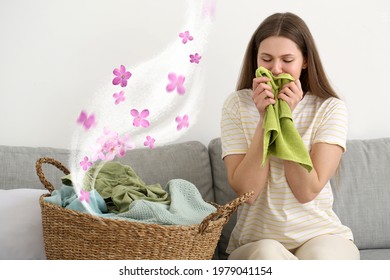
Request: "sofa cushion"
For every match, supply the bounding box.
[0,189,48,259]
[331,138,390,250]
[359,249,390,260]
[0,145,71,190]
[117,141,214,202]
[208,138,238,260]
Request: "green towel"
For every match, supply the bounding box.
[255,66,313,172]
[62,161,170,213]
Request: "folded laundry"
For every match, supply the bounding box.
[256,66,313,172]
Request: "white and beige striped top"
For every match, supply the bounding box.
[221,89,353,252]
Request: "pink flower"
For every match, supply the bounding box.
[189,53,202,64]
[118,133,135,157]
[144,136,155,149]
[166,73,185,95]
[112,65,132,87]
[79,190,90,203]
[94,127,118,161]
[80,156,93,171]
[97,132,120,161]
[77,110,96,131]
[176,114,189,130]
[92,127,135,162]
[179,31,193,44]
[130,109,150,128]
[113,90,125,105]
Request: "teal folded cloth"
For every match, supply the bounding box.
[116,179,216,225]
[62,161,170,213]
[44,185,108,214]
[255,66,313,172]
[44,179,216,226]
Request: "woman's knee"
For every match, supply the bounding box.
[295,235,360,260]
[229,239,297,260]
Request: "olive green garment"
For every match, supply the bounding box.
[62,161,170,213]
[255,66,313,172]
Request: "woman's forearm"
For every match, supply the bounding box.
[227,121,270,204]
[283,161,321,203]
[283,142,344,204]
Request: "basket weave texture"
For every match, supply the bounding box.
[36,157,252,260]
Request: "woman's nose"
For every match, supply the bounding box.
[271,61,283,75]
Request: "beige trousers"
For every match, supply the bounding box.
[228,235,360,260]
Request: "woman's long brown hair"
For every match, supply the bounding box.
[236,12,339,100]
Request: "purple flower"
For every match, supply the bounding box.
[116,133,135,158]
[166,73,185,95]
[130,109,150,128]
[112,65,132,87]
[113,90,125,105]
[80,156,93,171]
[144,136,156,149]
[176,114,189,130]
[189,53,202,64]
[92,127,135,162]
[77,110,96,131]
[79,190,90,203]
[179,31,193,44]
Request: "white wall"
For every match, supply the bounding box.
[1,0,389,149]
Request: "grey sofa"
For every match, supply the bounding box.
[0,137,389,260]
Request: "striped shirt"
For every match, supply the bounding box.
[221,89,353,252]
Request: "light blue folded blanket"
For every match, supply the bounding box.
[45,185,108,214]
[44,179,216,226]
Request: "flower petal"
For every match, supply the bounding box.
[166,83,176,92]
[84,114,95,129]
[140,109,149,118]
[112,77,121,85]
[124,71,132,79]
[141,119,150,128]
[121,79,128,87]
[113,68,121,76]
[177,85,186,95]
[177,75,185,84]
[133,118,140,127]
[77,111,87,123]
[168,72,177,81]
[130,109,139,117]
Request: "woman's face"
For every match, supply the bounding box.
[257,36,306,80]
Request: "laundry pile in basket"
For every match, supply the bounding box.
[44,161,216,225]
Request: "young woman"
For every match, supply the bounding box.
[221,12,360,260]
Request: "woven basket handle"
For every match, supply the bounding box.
[198,191,254,234]
[35,157,70,194]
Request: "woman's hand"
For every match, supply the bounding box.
[278,79,304,112]
[252,77,276,119]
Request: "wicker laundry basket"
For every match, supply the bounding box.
[36,157,252,260]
